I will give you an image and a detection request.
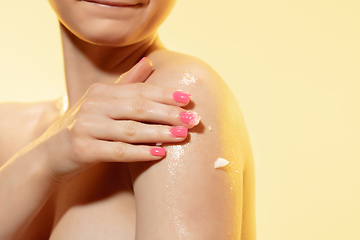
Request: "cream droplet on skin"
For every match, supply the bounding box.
[214,158,229,168]
[208,126,212,131]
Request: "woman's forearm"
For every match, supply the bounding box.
[0,142,57,240]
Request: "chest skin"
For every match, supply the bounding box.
[19,162,137,240]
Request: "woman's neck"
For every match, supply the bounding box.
[59,23,162,108]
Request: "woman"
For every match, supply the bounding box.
[0,0,256,239]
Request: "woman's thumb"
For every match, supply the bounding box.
[115,57,153,84]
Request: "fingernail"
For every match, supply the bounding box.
[140,57,153,68]
[150,147,166,157]
[173,91,191,104]
[170,127,188,138]
[180,111,201,126]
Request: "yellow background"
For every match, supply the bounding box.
[1,1,359,239]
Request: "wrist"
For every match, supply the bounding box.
[20,139,61,189]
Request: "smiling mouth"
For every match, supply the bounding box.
[82,0,141,8]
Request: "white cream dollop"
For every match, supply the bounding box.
[214,158,229,169]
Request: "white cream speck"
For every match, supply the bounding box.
[214,158,229,169]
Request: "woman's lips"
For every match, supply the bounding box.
[82,0,140,8]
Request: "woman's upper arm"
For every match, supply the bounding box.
[128,62,255,239]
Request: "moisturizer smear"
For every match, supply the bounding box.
[179,72,197,85]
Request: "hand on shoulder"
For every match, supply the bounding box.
[146,50,251,164]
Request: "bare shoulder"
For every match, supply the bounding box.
[129,50,256,239]
[0,99,62,166]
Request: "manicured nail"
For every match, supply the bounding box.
[180,111,201,126]
[140,57,153,68]
[173,91,191,104]
[150,147,166,157]
[170,127,188,138]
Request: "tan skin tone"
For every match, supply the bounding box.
[0,0,256,239]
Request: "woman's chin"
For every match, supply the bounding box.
[78,32,131,47]
[67,24,137,47]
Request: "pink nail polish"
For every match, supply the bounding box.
[180,111,201,126]
[170,127,188,138]
[173,91,191,104]
[150,147,166,157]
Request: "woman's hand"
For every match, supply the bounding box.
[39,57,200,184]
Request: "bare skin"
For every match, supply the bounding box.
[0,1,256,239]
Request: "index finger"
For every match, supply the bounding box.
[105,83,192,107]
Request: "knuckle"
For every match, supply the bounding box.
[72,117,90,134]
[87,82,107,96]
[71,138,89,160]
[124,122,137,137]
[133,83,147,98]
[131,99,147,116]
[161,87,169,100]
[156,126,164,138]
[114,143,126,159]
[167,106,179,123]
[80,97,98,113]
